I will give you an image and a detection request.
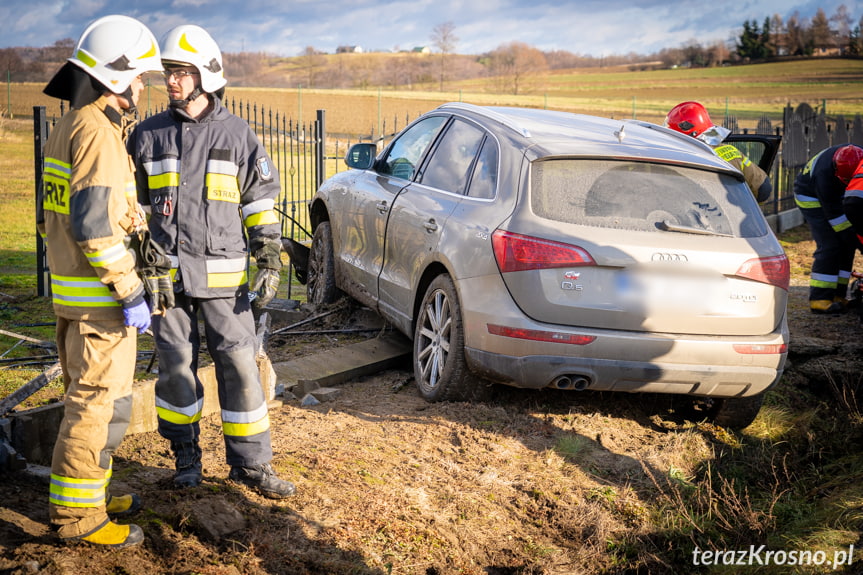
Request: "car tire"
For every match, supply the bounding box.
[694,394,765,430]
[307,221,340,306]
[413,274,491,402]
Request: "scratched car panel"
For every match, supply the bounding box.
[306,103,788,428]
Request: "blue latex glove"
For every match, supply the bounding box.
[122,300,151,333]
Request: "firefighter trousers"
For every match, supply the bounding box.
[49,317,137,539]
[799,205,856,302]
[152,293,273,468]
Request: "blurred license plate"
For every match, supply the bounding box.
[614,268,720,314]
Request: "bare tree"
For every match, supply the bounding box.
[768,14,787,56]
[431,21,458,91]
[830,4,854,54]
[785,12,811,55]
[487,41,547,95]
[810,8,834,53]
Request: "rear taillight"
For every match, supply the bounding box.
[488,324,596,345]
[492,230,595,273]
[733,343,787,354]
[735,254,790,291]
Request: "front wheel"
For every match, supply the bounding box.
[413,275,490,402]
[307,221,341,306]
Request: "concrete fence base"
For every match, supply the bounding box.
[6,355,277,467]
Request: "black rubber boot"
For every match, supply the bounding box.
[171,441,202,488]
[228,463,296,499]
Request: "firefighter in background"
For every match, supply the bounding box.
[664,101,773,203]
[127,24,295,499]
[37,15,162,548]
[794,144,863,313]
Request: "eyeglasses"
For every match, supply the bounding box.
[162,69,199,80]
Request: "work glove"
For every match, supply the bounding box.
[253,240,284,271]
[122,299,152,333]
[133,229,175,314]
[251,267,280,309]
[143,272,175,315]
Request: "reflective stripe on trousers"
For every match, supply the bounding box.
[797,205,856,302]
[49,317,136,539]
[152,292,272,467]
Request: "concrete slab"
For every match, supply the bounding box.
[272,332,411,394]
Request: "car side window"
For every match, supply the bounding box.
[419,118,486,195]
[380,116,447,180]
[467,138,498,199]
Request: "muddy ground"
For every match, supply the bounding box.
[1,233,863,575]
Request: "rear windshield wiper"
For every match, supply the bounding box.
[657,219,733,237]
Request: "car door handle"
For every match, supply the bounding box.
[423,219,438,233]
[376,201,388,214]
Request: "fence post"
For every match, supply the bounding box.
[33,106,49,297]
[316,109,326,191]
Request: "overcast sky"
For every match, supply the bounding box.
[0,0,853,57]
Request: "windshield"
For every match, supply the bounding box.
[530,159,768,238]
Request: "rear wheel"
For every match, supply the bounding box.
[307,221,340,306]
[691,394,765,429]
[413,275,490,402]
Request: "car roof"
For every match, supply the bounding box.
[436,102,742,178]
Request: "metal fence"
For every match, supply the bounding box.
[724,104,863,216]
[33,101,863,297]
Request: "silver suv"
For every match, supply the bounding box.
[304,103,788,429]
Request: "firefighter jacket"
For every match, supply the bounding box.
[36,96,145,320]
[843,158,863,237]
[128,97,281,299]
[714,144,770,203]
[795,144,855,239]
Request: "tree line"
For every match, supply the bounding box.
[1,6,859,93]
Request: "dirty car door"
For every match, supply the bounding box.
[340,115,447,307]
[378,117,487,330]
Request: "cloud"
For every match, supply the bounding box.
[0,0,853,58]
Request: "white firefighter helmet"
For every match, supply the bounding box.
[68,15,162,94]
[160,25,227,93]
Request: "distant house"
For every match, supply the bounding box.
[411,46,431,54]
[336,45,363,54]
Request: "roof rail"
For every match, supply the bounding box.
[438,102,532,137]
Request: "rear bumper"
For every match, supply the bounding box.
[458,275,787,398]
[465,346,785,398]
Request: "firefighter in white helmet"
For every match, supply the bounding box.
[38,14,162,548]
[127,24,295,499]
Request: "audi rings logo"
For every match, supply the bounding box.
[651,252,688,263]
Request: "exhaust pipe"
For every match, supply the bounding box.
[551,375,590,390]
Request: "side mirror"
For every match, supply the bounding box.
[345,143,377,170]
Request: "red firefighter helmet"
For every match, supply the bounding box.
[664,101,713,138]
[833,145,863,183]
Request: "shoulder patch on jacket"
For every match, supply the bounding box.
[255,157,273,182]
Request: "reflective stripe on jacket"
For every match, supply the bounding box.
[128,97,281,298]
[714,144,768,201]
[794,145,852,233]
[36,97,144,320]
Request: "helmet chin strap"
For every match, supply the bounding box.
[169,86,204,109]
[120,85,137,114]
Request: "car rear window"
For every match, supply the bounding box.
[530,159,768,238]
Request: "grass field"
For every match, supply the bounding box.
[5,58,862,134]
